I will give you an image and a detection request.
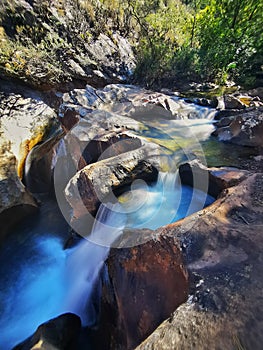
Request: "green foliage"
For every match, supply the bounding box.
[134,0,263,88]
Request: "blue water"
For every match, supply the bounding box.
[0,172,215,349]
[117,172,214,230]
[0,236,67,348]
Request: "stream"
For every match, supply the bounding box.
[0,105,254,349]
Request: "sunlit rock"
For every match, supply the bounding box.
[223,94,246,109]
[214,106,263,147]
[65,143,161,221]
[0,92,62,234]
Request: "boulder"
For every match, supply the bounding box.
[96,235,189,350]
[223,95,246,109]
[64,143,161,226]
[213,106,263,147]
[0,93,62,236]
[0,93,62,179]
[135,172,263,350]
[13,313,81,350]
[179,159,249,198]
[56,109,143,180]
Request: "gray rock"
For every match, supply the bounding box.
[214,106,263,147]
[223,94,246,109]
[247,87,263,100]
[64,142,162,236]
[0,1,136,88]
[59,83,218,122]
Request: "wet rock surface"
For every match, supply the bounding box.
[65,143,161,224]
[88,164,256,350]
[179,159,249,198]
[0,81,262,349]
[59,83,217,121]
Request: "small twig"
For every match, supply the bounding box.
[236,212,249,225]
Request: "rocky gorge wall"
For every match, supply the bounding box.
[0,0,136,91]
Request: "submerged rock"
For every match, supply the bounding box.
[13,313,81,350]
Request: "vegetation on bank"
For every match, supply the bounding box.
[134,0,263,88]
[0,0,262,89]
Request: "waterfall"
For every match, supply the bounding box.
[118,172,180,230]
[0,170,214,349]
[118,171,214,230]
[0,200,126,349]
[170,96,218,120]
[64,201,126,326]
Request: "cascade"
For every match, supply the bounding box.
[0,103,216,349]
[0,200,126,349]
[118,171,214,230]
[64,201,126,325]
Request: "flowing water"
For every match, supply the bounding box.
[0,174,214,349]
[0,102,253,349]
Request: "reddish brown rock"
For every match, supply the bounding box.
[59,108,80,132]
[96,235,189,350]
